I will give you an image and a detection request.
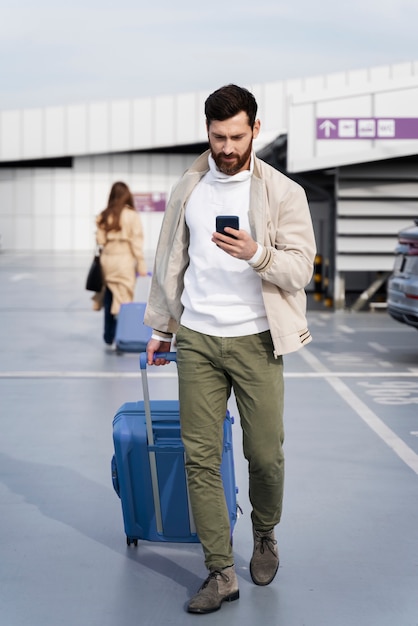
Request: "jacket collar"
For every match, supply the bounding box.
[186,149,268,243]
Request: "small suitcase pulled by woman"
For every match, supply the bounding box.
[111,352,238,546]
[114,302,152,353]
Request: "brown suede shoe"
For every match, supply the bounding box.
[250,528,279,586]
[187,566,239,614]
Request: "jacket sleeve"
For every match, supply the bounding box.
[252,183,316,293]
[95,215,107,247]
[129,212,147,275]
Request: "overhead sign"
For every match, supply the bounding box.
[317,117,418,140]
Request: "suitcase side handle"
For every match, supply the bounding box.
[139,351,177,369]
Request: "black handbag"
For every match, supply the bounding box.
[86,247,103,292]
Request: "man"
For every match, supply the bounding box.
[145,84,316,614]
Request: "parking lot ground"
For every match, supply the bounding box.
[1,253,417,626]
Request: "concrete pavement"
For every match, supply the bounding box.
[1,252,417,626]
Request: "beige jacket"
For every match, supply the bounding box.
[144,151,316,356]
[95,207,147,315]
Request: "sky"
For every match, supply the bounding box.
[1,0,417,111]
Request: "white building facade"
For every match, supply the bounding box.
[1,61,418,306]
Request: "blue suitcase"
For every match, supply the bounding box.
[115,302,152,353]
[111,352,238,546]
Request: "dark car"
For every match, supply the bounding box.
[387,218,418,329]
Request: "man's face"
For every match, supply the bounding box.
[207,111,260,175]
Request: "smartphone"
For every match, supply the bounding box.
[216,215,239,238]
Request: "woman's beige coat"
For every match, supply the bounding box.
[95,207,147,315]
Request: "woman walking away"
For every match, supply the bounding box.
[94,181,147,348]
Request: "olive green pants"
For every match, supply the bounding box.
[176,325,285,571]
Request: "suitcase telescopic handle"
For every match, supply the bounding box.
[139,351,178,438]
[139,351,177,369]
[139,351,177,438]
[138,350,178,535]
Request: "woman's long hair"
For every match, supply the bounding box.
[98,181,135,232]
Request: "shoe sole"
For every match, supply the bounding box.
[187,590,240,614]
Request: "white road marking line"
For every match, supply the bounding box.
[368,342,389,353]
[0,371,418,379]
[378,361,394,368]
[299,349,418,475]
[10,273,33,282]
[337,325,355,334]
[285,372,418,378]
[310,319,326,326]
[0,371,178,379]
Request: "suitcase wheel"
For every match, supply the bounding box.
[126,536,138,547]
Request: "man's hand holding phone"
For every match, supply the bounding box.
[213,215,258,260]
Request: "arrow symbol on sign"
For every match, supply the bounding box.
[319,120,336,138]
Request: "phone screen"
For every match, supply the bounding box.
[216,215,239,237]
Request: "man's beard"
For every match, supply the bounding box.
[210,140,253,175]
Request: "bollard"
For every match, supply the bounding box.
[323,258,333,307]
[313,254,323,302]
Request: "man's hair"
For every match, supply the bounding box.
[205,84,258,128]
